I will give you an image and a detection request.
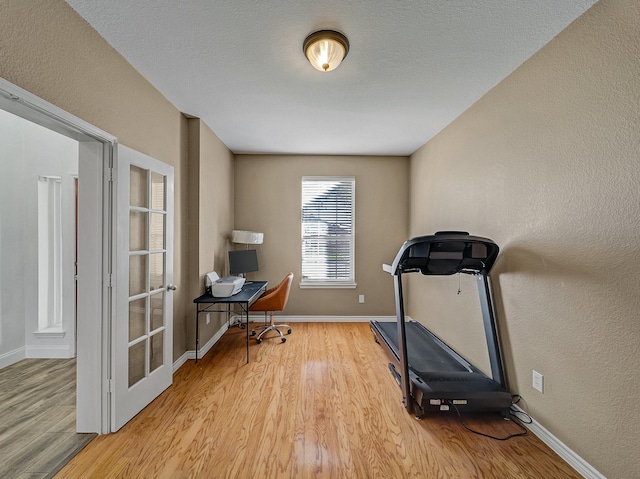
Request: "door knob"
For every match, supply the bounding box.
[167,284,177,291]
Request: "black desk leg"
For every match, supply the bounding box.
[195,308,199,363]
[246,304,249,363]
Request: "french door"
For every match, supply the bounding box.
[113,145,175,431]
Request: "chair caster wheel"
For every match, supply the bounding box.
[251,330,256,336]
[256,338,262,344]
[287,329,292,334]
[281,338,286,343]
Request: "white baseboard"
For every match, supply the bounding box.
[173,316,396,372]
[25,345,74,359]
[173,322,230,372]
[512,405,605,479]
[246,315,397,323]
[0,347,26,369]
[172,351,190,372]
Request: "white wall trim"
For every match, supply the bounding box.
[511,407,605,478]
[246,315,397,323]
[25,345,73,358]
[32,328,67,339]
[173,316,397,371]
[0,78,117,143]
[0,347,26,369]
[173,322,230,372]
[172,351,191,372]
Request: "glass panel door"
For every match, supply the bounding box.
[127,165,167,387]
[114,145,174,431]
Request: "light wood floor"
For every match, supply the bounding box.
[0,358,96,478]
[56,323,580,478]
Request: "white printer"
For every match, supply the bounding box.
[205,272,245,297]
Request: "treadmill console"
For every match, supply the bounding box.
[391,231,499,276]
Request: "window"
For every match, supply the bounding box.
[301,176,355,288]
[37,175,63,331]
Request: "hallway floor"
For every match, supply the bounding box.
[0,358,96,478]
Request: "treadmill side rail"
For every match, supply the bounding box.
[477,273,507,389]
[394,274,413,414]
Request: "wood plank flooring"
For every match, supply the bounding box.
[0,358,96,479]
[56,323,580,478]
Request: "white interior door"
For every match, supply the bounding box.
[113,144,174,431]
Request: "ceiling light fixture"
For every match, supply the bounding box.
[303,30,349,72]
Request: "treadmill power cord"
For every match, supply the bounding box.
[509,394,534,425]
[451,395,532,441]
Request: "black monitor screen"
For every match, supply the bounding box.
[229,249,259,275]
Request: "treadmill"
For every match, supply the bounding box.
[371,231,512,419]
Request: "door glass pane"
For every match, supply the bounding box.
[150,331,163,373]
[130,166,148,208]
[128,298,146,342]
[150,172,165,211]
[150,292,164,331]
[149,253,164,291]
[129,210,148,251]
[129,254,147,296]
[129,341,146,387]
[149,213,164,250]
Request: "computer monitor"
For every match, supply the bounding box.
[229,249,259,276]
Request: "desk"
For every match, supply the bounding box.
[193,281,267,363]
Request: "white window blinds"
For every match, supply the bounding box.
[301,176,355,287]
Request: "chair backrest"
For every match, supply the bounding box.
[277,272,294,310]
[250,272,294,312]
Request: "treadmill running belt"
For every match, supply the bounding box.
[372,319,513,414]
[375,321,470,374]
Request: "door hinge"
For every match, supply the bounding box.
[108,378,114,393]
[106,273,114,288]
[107,167,114,182]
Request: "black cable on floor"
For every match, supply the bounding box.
[451,400,529,441]
[509,394,533,425]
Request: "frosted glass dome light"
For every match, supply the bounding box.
[303,30,350,72]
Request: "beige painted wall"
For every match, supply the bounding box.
[0,0,233,360]
[234,155,409,316]
[3,0,638,475]
[408,0,639,477]
[186,119,235,347]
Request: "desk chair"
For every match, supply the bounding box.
[250,272,293,343]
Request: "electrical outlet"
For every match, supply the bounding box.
[358,294,365,303]
[532,370,544,393]
[206,313,211,325]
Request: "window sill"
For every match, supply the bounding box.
[33,327,66,339]
[299,282,357,289]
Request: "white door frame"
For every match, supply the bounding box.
[0,78,116,434]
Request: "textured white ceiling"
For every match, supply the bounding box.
[64,0,597,156]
